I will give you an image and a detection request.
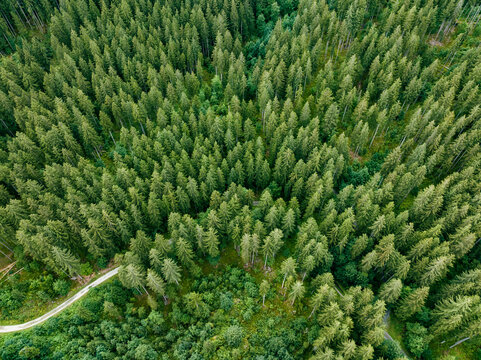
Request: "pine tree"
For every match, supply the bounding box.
[323,103,339,137]
[240,234,251,266]
[309,285,330,319]
[260,279,270,307]
[301,255,316,281]
[50,246,81,277]
[280,257,296,288]
[130,230,153,267]
[379,278,402,304]
[204,227,220,258]
[162,258,181,286]
[175,237,194,266]
[261,228,283,267]
[119,264,147,294]
[431,295,481,343]
[146,269,167,303]
[420,255,454,287]
[282,208,296,236]
[289,281,305,306]
[397,287,429,321]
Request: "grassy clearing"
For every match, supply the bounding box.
[430,339,476,360]
[385,314,412,357]
[0,255,14,270]
[0,266,117,325]
[386,312,478,360]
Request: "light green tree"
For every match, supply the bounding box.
[162,258,181,286]
[260,279,270,307]
[289,281,305,306]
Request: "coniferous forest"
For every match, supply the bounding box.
[0,0,481,359]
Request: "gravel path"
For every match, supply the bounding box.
[0,267,119,333]
[382,308,409,358]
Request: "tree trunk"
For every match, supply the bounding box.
[0,248,11,260]
[2,33,15,51]
[0,240,14,252]
[109,130,116,146]
[370,124,379,148]
[94,146,102,161]
[450,337,471,348]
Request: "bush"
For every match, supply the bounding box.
[244,282,258,298]
[224,325,244,348]
[80,263,93,276]
[377,339,405,360]
[53,279,70,296]
[219,292,233,311]
[242,308,253,321]
[405,322,430,357]
[0,288,24,315]
[97,257,109,269]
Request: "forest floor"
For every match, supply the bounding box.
[0,265,119,328]
[0,267,119,333]
[386,312,474,360]
[383,310,411,358]
[0,247,477,359]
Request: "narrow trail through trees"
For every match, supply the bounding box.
[0,267,119,333]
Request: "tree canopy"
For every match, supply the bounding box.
[1,0,481,358]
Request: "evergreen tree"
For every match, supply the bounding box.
[289,281,305,306]
[146,269,167,303]
[379,278,403,304]
[280,257,296,289]
[162,258,182,286]
[260,279,270,307]
[397,287,429,321]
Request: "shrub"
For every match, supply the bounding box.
[377,339,405,360]
[224,325,244,348]
[219,292,233,311]
[80,263,93,276]
[405,322,430,357]
[53,279,70,296]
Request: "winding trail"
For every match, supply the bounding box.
[0,267,119,333]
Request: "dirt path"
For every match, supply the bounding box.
[0,267,119,333]
[382,309,410,358]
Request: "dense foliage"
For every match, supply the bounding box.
[0,0,57,55]
[1,0,481,358]
[0,270,312,360]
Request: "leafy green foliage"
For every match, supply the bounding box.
[405,322,430,357]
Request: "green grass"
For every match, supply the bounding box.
[0,266,117,325]
[0,256,14,270]
[430,339,477,360]
[385,314,411,357]
[386,312,479,360]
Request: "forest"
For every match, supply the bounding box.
[0,0,481,358]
